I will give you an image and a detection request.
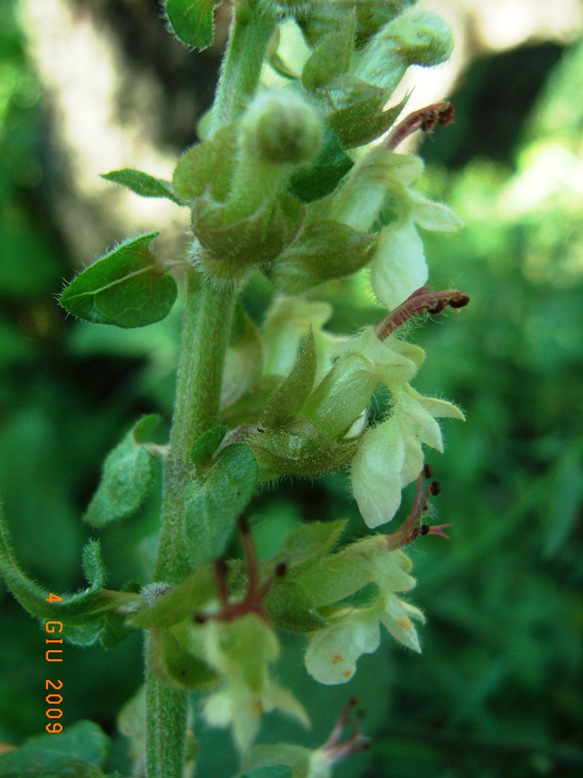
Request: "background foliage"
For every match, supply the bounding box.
[0,0,581,775]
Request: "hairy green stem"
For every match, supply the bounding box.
[145,273,235,778]
[211,0,277,132]
[145,3,273,772]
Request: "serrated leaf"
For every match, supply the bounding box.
[288,128,353,203]
[261,333,316,428]
[59,233,177,328]
[165,0,221,51]
[184,445,258,568]
[84,415,161,528]
[101,169,183,205]
[0,720,111,777]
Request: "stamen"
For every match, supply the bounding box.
[193,517,282,623]
[385,467,450,549]
[375,287,469,341]
[386,101,454,151]
[321,697,371,763]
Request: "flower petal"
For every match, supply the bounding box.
[410,190,464,232]
[305,608,381,684]
[370,219,428,311]
[379,593,425,653]
[351,418,405,527]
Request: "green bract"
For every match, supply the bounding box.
[59,232,177,328]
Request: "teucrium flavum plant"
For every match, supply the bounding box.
[0,0,471,775]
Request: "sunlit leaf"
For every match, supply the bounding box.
[59,232,177,328]
[164,0,222,51]
[101,168,183,205]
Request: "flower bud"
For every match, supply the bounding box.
[353,8,453,92]
[240,89,324,165]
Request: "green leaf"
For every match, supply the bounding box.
[240,766,293,778]
[130,566,216,629]
[59,232,177,328]
[101,168,183,205]
[0,503,138,635]
[164,0,222,51]
[261,333,317,428]
[327,84,407,148]
[184,445,258,568]
[270,219,375,293]
[265,579,326,633]
[242,744,309,778]
[288,128,353,203]
[221,313,263,410]
[84,415,161,528]
[173,124,238,202]
[283,519,347,569]
[191,425,228,469]
[301,11,355,92]
[149,626,217,690]
[0,720,112,777]
[249,419,359,480]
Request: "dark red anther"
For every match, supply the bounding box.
[386,467,451,549]
[386,101,455,151]
[430,481,441,496]
[375,287,470,341]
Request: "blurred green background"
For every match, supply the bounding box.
[0,0,581,776]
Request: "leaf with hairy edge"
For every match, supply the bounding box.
[101,169,184,205]
[183,444,258,568]
[165,0,222,51]
[59,232,177,328]
[0,720,113,777]
[84,415,162,528]
[0,505,139,635]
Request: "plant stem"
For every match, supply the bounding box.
[145,273,235,778]
[145,3,275,772]
[211,0,277,132]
